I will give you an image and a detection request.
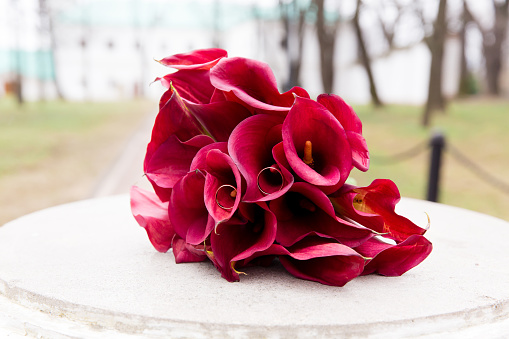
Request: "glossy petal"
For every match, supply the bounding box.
[172,235,207,263]
[282,96,352,187]
[270,182,374,247]
[317,94,362,133]
[144,86,204,174]
[210,57,309,114]
[169,170,215,245]
[355,235,433,276]
[130,186,174,253]
[318,94,369,171]
[330,179,427,243]
[210,203,277,282]
[279,237,365,287]
[158,48,228,70]
[183,99,252,142]
[145,134,214,189]
[158,70,215,104]
[228,114,293,202]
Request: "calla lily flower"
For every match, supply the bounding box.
[130,186,174,253]
[210,202,277,282]
[228,114,293,202]
[210,57,309,114]
[330,179,427,243]
[282,96,352,188]
[270,182,374,247]
[317,94,370,172]
[189,143,243,226]
[355,234,433,276]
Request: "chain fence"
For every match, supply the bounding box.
[370,133,509,199]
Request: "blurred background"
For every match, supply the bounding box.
[1,0,508,225]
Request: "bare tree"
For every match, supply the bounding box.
[39,0,64,100]
[279,0,308,90]
[422,0,448,127]
[313,0,340,94]
[466,0,508,96]
[353,0,383,106]
[457,0,475,96]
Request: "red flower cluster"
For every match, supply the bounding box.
[130,48,432,286]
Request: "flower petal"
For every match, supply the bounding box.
[172,235,208,263]
[183,99,252,142]
[279,237,365,287]
[145,134,214,189]
[210,57,309,114]
[355,235,433,276]
[130,186,174,253]
[144,86,204,174]
[158,48,228,70]
[169,171,215,245]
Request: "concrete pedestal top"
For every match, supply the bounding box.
[1,195,509,338]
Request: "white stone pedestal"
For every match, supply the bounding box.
[1,195,509,338]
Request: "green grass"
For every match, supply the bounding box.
[352,98,509,221]
[0,96,153,225]
[0,97,151,175]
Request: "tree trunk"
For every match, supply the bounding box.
[353,0,382,106]
[314,0,338,94]
[458,0,471,96]
[483,0,508,95]
[39,0,64,100]
[279,0,307,91]
[422,0,447,127]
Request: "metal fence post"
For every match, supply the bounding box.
[426,131,445,202]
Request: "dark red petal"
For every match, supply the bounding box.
[183,99,252,142]
[317,93,362,134]
[145,134,214,189]
[356,235,433,276]
[159,70,215,104]
[169,171,215,245]
[172,235,207,263]
[144,87,204,173]
[280,237,365,287]
[346,130,370,172]
[158,48,227,70]
[210,57,309,114]
[130,186,174,253]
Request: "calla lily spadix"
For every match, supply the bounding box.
[130,48,432,287]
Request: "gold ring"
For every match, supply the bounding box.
[215,184,237,210]
[257,166,284,195]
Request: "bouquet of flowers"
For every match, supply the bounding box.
[130,48,432,286]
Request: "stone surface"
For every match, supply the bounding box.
[1,195,509,338]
